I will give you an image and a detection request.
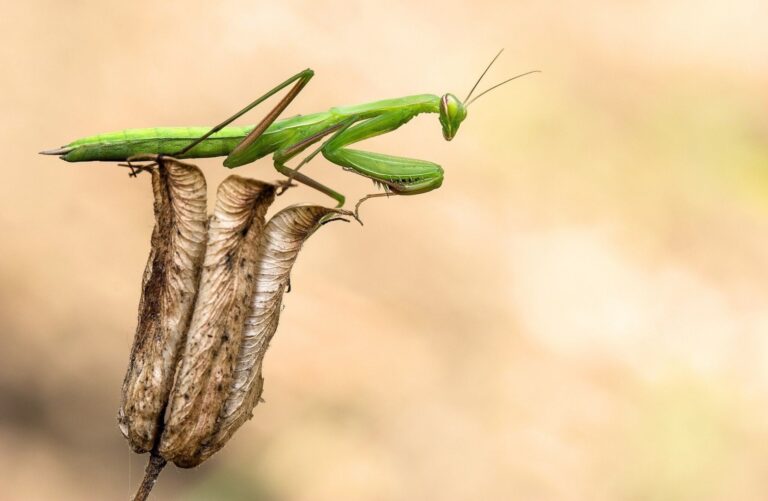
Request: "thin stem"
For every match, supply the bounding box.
[132,454,167,501]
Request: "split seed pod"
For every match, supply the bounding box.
[159,175,277,467]
[159,183,341,466]
[123,167,348,500]
[199,204,341,462]
[118,158,207,453]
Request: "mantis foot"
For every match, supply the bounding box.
[353,192,394,224]
[275,178,298,196]
[118,160,157,178]
[320,209,362,227]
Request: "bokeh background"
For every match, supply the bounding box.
[2,1,768,499]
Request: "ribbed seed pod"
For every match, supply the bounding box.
[159,176,276,467]
[121,170,349,500]
[198,204,340,462]
[118,158,208,453]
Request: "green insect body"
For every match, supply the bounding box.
[43,51,537,208]
[62,126,254,162]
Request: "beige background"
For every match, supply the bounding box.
[2,1,768,500]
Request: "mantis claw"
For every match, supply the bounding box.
[275,178,298,196]
[118,160,157,178]
[352,191,400,224]
[343,208,364,226]
[319,209,361,227]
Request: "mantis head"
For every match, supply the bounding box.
[439,94,467,141]
[441,49,540,142]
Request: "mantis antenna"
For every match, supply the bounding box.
[465,70,541,107]
[464,49,505,104]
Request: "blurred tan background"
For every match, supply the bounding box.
[2,1,768,499]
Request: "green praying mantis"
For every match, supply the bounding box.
[41,50,538,213]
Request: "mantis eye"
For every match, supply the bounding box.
[439,93,467,141]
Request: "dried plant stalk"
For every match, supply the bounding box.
[159,176,276,467]
[118,158,207,453]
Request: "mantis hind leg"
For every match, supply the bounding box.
[172,68,315,164]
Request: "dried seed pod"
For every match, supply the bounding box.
[159,175,276,467]
[198,204,341,462]
[118,158,207,453]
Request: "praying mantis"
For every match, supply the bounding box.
[41,50,538,213]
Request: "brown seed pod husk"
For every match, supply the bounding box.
[198,204,342,462]
[158,175,276,467]
[118,158,208,453]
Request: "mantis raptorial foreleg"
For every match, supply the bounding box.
[273,110,445,209]
[276,111,445,209]
[321,112,445,195]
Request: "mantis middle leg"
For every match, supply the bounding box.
[271,116,361,207]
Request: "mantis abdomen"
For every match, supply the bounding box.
[62,126,255,162]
